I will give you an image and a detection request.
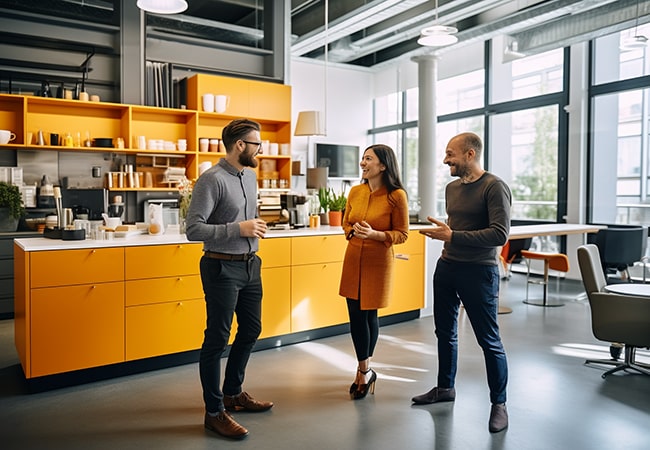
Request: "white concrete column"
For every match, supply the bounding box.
[413,54,439,220]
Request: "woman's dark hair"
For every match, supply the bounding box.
[221,118,261,152]
[361,144,407,201]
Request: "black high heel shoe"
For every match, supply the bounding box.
[352,369,376,400]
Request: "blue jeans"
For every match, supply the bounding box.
[433,259,508,404]
[199,255,262,413]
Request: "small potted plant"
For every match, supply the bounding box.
[327,189,347,227]
[0,181,26,232]
[318,186,330,225]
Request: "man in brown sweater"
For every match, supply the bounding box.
[412,132,511,433]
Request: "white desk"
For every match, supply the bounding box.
[603,284,650,297]
[508,223,605,240]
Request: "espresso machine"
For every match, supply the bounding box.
[280,194,308,228]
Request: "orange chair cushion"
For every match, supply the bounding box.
[520,250,570,272]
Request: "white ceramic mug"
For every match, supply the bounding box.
[104,217,121,229]
[215,95,229,113]
[202,93,215,112]
[0,130,16,145]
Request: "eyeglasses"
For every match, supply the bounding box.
[242,140,262,150]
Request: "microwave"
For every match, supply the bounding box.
[143,198,179,228]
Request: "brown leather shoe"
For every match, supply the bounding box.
[224,391,273,412]
[411,387,456,405]
[488,403,508,433]
[204,411,249,439]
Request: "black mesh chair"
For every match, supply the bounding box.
[588,226,648,283]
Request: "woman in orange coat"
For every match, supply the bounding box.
[339,144,409,400]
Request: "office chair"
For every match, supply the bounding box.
[588,226,647,282]
[499,238,532,280]
[577,244,650,378]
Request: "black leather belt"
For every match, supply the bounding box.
[204,251,255,261]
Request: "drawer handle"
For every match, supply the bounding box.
[177,302,183,306]
[92,285,97,289]
[91,249,96,254]
[177,277,182,281]
[396,254,410,260]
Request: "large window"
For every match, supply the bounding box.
[590,26,650,225]
[370,45,566,225]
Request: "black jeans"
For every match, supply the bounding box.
[199,255,262,413]
[433,259,508,404]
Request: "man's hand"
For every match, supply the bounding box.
[419,216,452,242]
[240,218,267,238]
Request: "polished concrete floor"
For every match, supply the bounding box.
[0,274,649,450]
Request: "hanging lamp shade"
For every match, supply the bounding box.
[621,35,648,51]
[417,25,459,47]
[137,0,188,14]
[294,111,326,136]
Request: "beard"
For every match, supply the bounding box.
[449,163,469,179]
[239,150,259,168]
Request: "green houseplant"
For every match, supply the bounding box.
[0,181,26,232]
[327,189,346,227]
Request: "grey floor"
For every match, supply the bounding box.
[0,274,649,450]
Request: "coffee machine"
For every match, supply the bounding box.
[280,194,308,228]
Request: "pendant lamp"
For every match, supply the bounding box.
[621,0,648,51]
[137,0,188,15]
[417,0,458,47]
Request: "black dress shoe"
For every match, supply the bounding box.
[411,387,456,404]
[488,403,508,433]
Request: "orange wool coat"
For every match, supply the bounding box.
[338,184,409,310]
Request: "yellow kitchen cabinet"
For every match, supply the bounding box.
[125,275,203,307]
[380,253,425,316]
[30,281,125,377]
[126,299,206,360]
[187,74,250,117]
[125,243,203,280]
[291,234,347,265]
[380,233,425,316]
[260,266,291,338]
[291,261,348,332]
[124,244,205,360]
[31,247,124,288]
[249,80,291,122]
[130,106,198,152]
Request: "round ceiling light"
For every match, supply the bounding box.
[620,35,648,51]
[137,0,188,15]
[417,25,459,47]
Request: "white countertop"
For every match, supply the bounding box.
[14,224,430,252]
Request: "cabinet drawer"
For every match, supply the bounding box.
[258,238,291,268]
[380,253,425,317]
[31,248,124,288]
[291,262,348,332]
[125,275,203,306]
[394,232,424,256]
[30,281,125,377]
[126,298,206,360]
[260,266,291,338]
[291,235,346,265]
[125,243,203,279]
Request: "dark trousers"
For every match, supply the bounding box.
[346,298,379,361]
[433,259,508,404]
[199,255,262,413]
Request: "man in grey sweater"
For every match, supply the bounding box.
[412,132,511,433]
[186,118,272,440]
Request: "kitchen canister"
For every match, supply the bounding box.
[202,93,215,112]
